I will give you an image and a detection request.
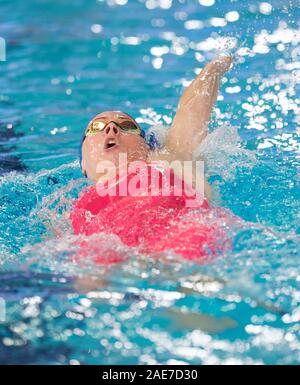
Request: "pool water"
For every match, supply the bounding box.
[0,0,299,364]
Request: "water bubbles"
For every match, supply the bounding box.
[150,46,169,56]
[170,44,186,55]
[259,2,272,15]
[152,57,163,69]
[174,11,187,21]
[3,337,15,347]
[254,26,299,51]
[195,52,205,62]
[90,24,103,34]
[111,37,119,45]
[146,0,172,10]
[138,107,165,126]
[145,0,156,9]
[210,17,227,28]
[236,47,252,56]
[282,309,300,324]
[51,78,60,85]
[184,20,204,30]
[67,75,75,83]
[194,36,237,52]
[151,18,166,27]
[80,298,91,307]
[104,0,128,5]
[258,134,300,152]
[253,44,270,54]
[50,126,68,135]
[160,31,176,41]
[142,55,150,63]
[225,11,240,23]
[199,0,215,6]
[121,36,141,45]
[70,359,80,365]
[225,86,241,94]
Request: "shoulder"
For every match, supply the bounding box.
[148,147,190,163]
[148,151,211,201]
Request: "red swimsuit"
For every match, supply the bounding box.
[70,164,229,263]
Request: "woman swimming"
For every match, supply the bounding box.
[71,56,233,262]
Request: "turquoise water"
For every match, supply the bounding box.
[0,0,299,364]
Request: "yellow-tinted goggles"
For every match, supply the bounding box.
[85,119,141,137]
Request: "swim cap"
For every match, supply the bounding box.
[140,129,159,151]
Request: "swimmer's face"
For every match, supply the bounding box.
[81,111,149,181]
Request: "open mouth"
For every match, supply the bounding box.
[104,138,119,151]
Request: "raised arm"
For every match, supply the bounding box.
[165,56,232,159]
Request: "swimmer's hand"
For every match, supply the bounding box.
[207,56,233,77]
[165,56,233,159]
[151,56,232,201]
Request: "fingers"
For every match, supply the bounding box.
[179,56,233,107]
[206,56,233,76]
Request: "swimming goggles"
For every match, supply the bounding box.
[85,119,142,137]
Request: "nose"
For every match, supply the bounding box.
[104,122,120,136]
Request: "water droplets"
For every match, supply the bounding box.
[91,24,103,34]
[259,2,273,15]
[225,11,240,23]
[199,0,215,6]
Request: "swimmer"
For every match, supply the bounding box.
[72,56,233,262]
[80,56,233,200]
